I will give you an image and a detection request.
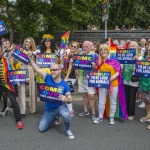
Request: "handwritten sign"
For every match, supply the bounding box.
[12,45,29,65]
[88,72,110,88]
[8,69,27,85]
[67,81,74,93]
[72,54,93,70]
[0,20,7,36]
[116,49,136,64]
[36,53,57,68]
[38,84,64,103]
[135,61,150,78]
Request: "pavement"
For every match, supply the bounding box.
[0,91,150,150]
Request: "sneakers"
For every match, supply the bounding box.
[138,102,145,108]
[128,116,135,120]
[93,118,103,124]
[66,130,75,140]
[54,116,61,125]
[91,114,96,121]
[78,112,90,117]
[17,121,24,129]
[110,117,115,125]
[70,110,74,117]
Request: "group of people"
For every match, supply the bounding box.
[0,35,150,140]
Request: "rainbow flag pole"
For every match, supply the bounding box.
[60,31,70,49]
[109,38,118,58]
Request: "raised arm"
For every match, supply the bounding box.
[28,51,46,79]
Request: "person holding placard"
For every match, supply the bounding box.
[16,37,37,115]
[28,52,74,140]
[93,44,127,125]
[77,41,99,121]
[63,41,80,117]
[139,46,150,129]
[123,41,140,120]
[0,44,23,129]
[0,38,15,116]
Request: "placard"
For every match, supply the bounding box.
[0,20,7,36]
[116,49,136,64]
[72,54,93,70]
[38,84,64,103]
[8,69,27,85]
[11,45,29,65]
[67,81,74,93]
[135,60,150,78]
[88,72,110,88]
[36,53,56,68]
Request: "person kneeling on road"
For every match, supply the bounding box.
[28,52,75,140]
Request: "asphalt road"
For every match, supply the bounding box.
[0,94,150,150]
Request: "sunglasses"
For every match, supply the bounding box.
[71,45,77,49]
[50,69,60,72]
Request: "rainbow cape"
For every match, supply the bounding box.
[1,57,15,92]
[60,31,70,49]
[109,38,118,58]
[102,58,128,120]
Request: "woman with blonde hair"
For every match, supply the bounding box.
[17,37,37,115]
[93,44,127,124]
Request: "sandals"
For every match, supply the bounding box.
[147,125,150,130]
[139,116,150,123]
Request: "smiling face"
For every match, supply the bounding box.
[25,39,32,50]
[70,42,78,53]
[2,41,11,50]
[45,39,51,49]
[99,44,109,59]
[50,64,61,80]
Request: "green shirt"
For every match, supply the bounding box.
[123,64,134,81]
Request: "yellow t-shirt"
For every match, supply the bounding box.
[100,63,118,87]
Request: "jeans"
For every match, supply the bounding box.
[39,104,71,132]
[0,86,21,122]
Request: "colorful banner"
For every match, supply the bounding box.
[60,31,70,49]
[116,49,136,64]
[38,84,64,103]
[0,20,7,36]
[11,45,29,65]
[36,53,57,68]
[88,72,110,88]
[67,81,74,93]
[8,69,27,85]
[72,54,93,70]
[135,61,150,78]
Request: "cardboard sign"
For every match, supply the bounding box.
[38,84,64,103]
[8,69,27,85]
[0,20,7,36]
[12,45,29,65]
[72,54,93,70]
[36,53,57,68]
[116,49,136,64]
[135,60,150,78]
[88,72,110,88]
[67,81,74,93]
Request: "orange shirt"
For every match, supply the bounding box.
[100,62,118,87]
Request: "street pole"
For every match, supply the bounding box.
[105,21,107,39]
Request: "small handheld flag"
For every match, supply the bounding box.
[60,31,70,49]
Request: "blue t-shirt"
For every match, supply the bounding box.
[44,74,70,111]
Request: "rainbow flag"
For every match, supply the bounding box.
[1,57,15,92]
[60,31,70,49]
[109,38,118,58]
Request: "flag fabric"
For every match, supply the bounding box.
[125,42,130,49]
[109,38,118,58]
[60,31,70,49]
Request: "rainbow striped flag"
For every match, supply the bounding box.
[1,57,15,92]
[60,31,70,49]
[109,38,118,58]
